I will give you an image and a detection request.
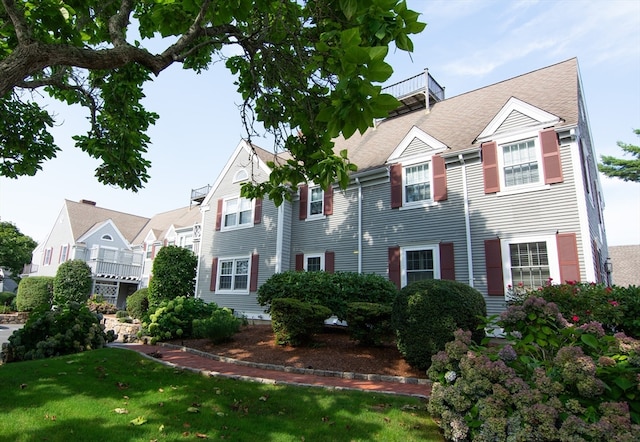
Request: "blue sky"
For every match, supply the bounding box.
[1,0,639,247]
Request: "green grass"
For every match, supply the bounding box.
[0,348,443,441]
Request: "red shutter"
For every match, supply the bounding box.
[58,246,63,262]
[325,251,335,274]
[540,128,563,184]
[253,198,262,225]
[557,233,580,283]
[215,198,223,231]
[323,186,333,215]
[295,253,304,271]
[484,239,504,296]
[482,142,500,194]
[390,164,403,208]
[439,242,455,280]
[151,244,156,259]
[299,185,308,220]
[388,246,401,289]
[210,257,218,292]
[250,254,259,291]
[433,155,448,202]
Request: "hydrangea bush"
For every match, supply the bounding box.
[427,296,639,441]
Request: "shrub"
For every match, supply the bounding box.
[142,296,218,344]
[427,297,640,441]
[345,302,393,346]
[2,301,115,363]
[0,305,12,313]
[192,308,243,343]
[15,276,54,312]
[148,246,197,307]
[53,260,93,305]
[270,298,332,346]
[86,294,118,314]
[392,279,486,371]
[126,288,149,320]
[0,291,16,306]
[512,281,640,339]
[257,271,397,321]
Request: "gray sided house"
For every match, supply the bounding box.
[195,58,610,318]
[26,199,150,307]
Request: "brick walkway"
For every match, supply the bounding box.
[111,343,431,399]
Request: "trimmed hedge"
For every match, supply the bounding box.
[345,302,393,346]
[148,246,197,307]
[257,271,397,320]
[392,279,486,371]
[126,288,149,320]
[15,276,54,312]
[270,298,332,346]
[53,259,92,305]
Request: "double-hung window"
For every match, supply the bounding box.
[502,138,540,187]
[305,254,324,272]
[404,163,431,204]
[43,247,53,266]
[508,241,550,289]
[223,197,253,229]
[309,186,324,217]
[401,245,440,286]
[218,257,249,292]
[60,245,69,263]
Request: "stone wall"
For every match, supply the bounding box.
[0,312,28,324]
[102,315,142,343]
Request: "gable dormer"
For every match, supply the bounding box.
[387,126,448,163]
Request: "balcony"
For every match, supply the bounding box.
[191,185,211,206]
[87,246,144,281]
[381,69,445,118]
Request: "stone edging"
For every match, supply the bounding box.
[155,342,431,386]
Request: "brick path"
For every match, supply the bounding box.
[111,343,431,399]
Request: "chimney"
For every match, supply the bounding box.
[80,199,96,206]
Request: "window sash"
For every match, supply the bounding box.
[405,249,435,283]
[404,163,431,203]
[223,198,253,228]
[309,187,323,216]
[218,258,249,291]
[509,242,550,288]
[502,139,539,187]
[307,256,322,272]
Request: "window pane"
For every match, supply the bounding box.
[404,164,430,202]
[234,275,248,290]
[220,261,234,275]
[309,187,323,215]
[307,256,321,272]
[509,242,549,288]
[239,210,252,225]
[502,139,539,187]
[219,275,232,289]
[406,249,434,282]
[236,259,249,275]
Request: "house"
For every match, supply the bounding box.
[194,58,610,318]
[25,199,150,306]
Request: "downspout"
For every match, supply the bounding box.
[459,154,474,287]
[193,205,208,298]
[356,178,363,273]
[275,203,284,273]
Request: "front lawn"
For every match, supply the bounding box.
[0,347,442,441]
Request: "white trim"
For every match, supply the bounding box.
[387,126,448,162]
[400,244,440,287]
[477,97,560,142]
[305,185,326,220]
[400,159,435,208]
[233,168,249,183]
[500,235,560,295]
[220,196,254,231]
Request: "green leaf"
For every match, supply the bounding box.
[580,333,599,349]
[339,0,358,20]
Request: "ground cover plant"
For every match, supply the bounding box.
[427,295,639,441]
[0,347,442,442]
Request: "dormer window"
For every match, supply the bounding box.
[502,138,539,187]
[404,163,431,203]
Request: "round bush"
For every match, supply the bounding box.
[0,291,16,307]
[15,276,54,312]
[148,246,197,306]
[126,288,149,320]
[53,260,93,305]
[392,279,486,371]
[270,298,332,346]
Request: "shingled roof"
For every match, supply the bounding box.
[65,199,150,243]
[131,205,202,245]
[333,58,580,172]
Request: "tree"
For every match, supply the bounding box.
[53,259,93,305]
[0,0,425,204]
[148,245,197,306]
[0,221,37,278]
[598,128,640,182]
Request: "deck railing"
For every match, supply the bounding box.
[87,261,142,280]
[381,70,445,102]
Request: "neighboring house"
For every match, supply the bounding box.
[608,245,640,287]
[194,58,610,318]
[26,199,150,307]
[131,202,205,288]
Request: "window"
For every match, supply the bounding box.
[404,163,431,203]
[305,254,324,272]
[223,197,253,229]
[309,186,324,216]
[509,242,550,288]
[218,258,249,292]
[60,245,69,263]
[43,247,53,266]
[502,138,539,187]
[401,245,440,286]
[101,234,113,241]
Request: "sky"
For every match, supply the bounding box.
[1,0,639,247]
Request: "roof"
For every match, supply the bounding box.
[131,205,202,245]
[609,245,640,287]
[333,58,580,172]
[65,199,150,243]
